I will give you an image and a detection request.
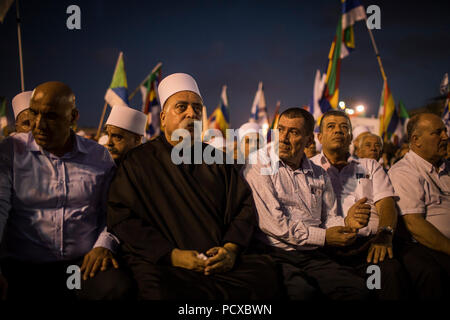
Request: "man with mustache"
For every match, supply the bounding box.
[11,91,33,134]
[104,105,146,165]
[389,113,450,299]
[0,81,127,300]
[107,73,281,299]
[311,110,409,299]
[243,107,370,300]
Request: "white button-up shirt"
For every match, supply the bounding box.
[242,144,343,251]
[0,132,118,263]
[388,151,450,238]
[311,152,395,236]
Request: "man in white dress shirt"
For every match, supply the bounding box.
[311,110,409,300]
[389,113,450,299]
[243,108,370,300]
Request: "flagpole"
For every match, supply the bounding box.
[364,20,387,82]
[16,0,25,91]
[128,62,162,101]
[95,52,123,140]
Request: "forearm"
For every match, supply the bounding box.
[375,197,398,230]
[404,215,450,255]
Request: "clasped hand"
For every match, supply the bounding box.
[171,244,238,276]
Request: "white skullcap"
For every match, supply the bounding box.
[207,136,226,151]
[158,73,202,109]
[12,91,32,120]
[352,126,370,141]
[238,122,261,141]
[105,105,147,136]
[98,135,109,146]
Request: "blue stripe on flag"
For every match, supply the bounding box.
[342,0,363,14]
[112,87,129,105]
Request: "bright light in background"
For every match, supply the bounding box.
[338,101,346,109]
[356,105,365,113]
[345,108,355,115]
[262,123,269,136]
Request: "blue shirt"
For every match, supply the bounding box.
[0,132,118,263]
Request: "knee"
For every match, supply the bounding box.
[79,268,136,300]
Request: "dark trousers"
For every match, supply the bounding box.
[264,246,370,300]
[126,254,283,300]
[397,241,450,299]
[321,237,411,300]
[1,257,136,300]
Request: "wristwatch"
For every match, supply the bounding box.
[377,226,394,235]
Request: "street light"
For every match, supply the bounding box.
[339,101,346,110]
[356,105,365,113]
[345,108,355,115]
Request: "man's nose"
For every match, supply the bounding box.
[35,114,45,130]
[184,105,198,118]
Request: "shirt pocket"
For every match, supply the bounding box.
[67,173,103,207]
[357,178,374,203]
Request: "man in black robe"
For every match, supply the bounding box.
[107,73,281,300]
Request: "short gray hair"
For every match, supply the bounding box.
[359,133,383,150]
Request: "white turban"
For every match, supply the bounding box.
[12,91,32,120]
[105,105,147,136]
[157,73,202,109]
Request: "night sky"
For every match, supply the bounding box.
[1,0,449,128]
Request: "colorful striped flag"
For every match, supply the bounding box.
[140,64,162,138]
[341,0,367,58]
[249,82,269,131]
[390,100,410,146]
[208,85,230,135]
[317,0,366,112]
[378,80,396,142]
[267,101,281,143]
[104,52,129,107]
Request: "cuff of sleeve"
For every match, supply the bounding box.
[305,227,326,247]
[373,192,395,204]
[399,208,425,215]
[93,232,120,253]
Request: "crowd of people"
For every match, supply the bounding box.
[0,73,449,300]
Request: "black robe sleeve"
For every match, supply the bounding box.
[107,154,175,265]
[222,164,256,250]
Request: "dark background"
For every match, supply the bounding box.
[1,0,449,127]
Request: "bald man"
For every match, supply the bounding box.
[389,113,450,299]
[0,82,130,300]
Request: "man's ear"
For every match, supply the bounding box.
[71,108,79,126]
[305,134,314,148]
[160,110,166,130]
[317,132,323,144]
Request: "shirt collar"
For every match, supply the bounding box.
[318,151,356,169]
[278,153,313,174]
[407,150,438,174]
[26,131,88,156]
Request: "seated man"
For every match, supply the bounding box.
[107,73,281,300]
[0,82,127,300]
[243,107,369,300]
[389,113,450,299]
[311,110,409,300]
[11,91,33,134]
[104,105,147,165]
